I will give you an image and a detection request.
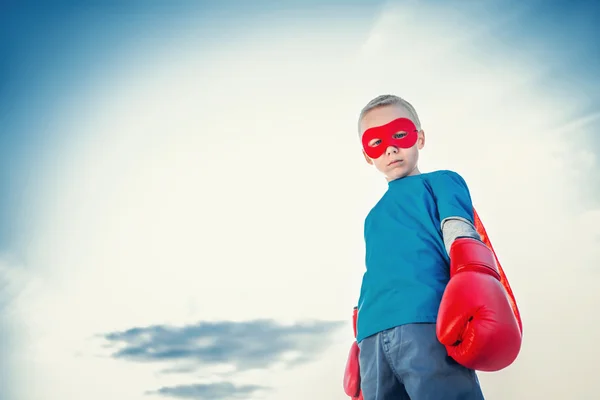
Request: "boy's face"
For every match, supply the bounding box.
[359,105,425,181]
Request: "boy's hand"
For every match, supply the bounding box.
[343,307,362,399]
[436,237,522,372]
[344,342,361,399]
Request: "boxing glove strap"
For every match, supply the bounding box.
[449,236,501,279]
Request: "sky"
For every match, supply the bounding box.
[1,0,599,399]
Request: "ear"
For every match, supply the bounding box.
[362,150,374,165]
[417,130,425,150]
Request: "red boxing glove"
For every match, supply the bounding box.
[343,307,363,400]
[436,237,522,372]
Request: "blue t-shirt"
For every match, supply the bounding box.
[356,170,475,343]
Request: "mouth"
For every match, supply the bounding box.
[388,159,403,166]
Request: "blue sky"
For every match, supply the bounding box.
[0,0,376,247]
[1,1,599,399]
[2,0,599,242]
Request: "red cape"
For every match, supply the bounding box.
[473,208,523,333]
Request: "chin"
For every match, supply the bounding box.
[386,170,408,181]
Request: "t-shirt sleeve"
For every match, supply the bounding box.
[430,171,475,225]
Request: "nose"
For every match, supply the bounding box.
[386,146,398,155]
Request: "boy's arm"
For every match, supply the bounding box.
[433,171,522,371]
[431,171,480,253]
[441,217,480,255]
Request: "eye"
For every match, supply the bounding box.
[368,138,382,147]
[393,131,407,139]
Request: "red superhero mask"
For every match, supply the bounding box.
[361,118,418,159]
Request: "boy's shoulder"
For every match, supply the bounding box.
[422,169,467,184]
[421,170,471,194]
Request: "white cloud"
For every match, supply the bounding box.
[12,2,599,400]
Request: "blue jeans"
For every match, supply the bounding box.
[358,323,484,400]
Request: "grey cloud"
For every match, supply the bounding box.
[103,319,344,373]
[559,110,600,209]
[146,382,268,400]
[0,261,23,400]
[583,120,600,208]
[0,279,13,400]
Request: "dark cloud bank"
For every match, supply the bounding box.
[102,318,344,399]
[146,382,268,399]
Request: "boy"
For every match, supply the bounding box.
[344,95,521,400]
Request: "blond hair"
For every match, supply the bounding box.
[358,94,422,133]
